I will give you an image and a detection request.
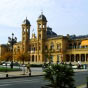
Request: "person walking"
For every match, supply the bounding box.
[26,62,31,76]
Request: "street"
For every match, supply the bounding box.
[74,71,88,87]
[0,76,47,88]
[0,71,87,88]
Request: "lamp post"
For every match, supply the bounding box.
[8,33,17,69]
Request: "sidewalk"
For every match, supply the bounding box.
[0,70,44,79]
[74,69,88,72]
[0,68,87,79]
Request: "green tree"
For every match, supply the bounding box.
[44,64,75,88]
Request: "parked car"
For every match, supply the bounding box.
[2,62,11,66]
[72,65,78,69]
[2,62,20,66]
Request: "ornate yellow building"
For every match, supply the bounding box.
[13,13,88,64]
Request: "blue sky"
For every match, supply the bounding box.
[0,0,88,44]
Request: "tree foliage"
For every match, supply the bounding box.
[44,64,75,88]
[1,52,12,61]
[16,52,30,64]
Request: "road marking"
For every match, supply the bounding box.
[0,79,47,87]
[0,84,12,87]
[0,78,44,85]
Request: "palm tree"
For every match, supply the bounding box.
[43,64,75,88]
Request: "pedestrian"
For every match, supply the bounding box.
[26,62,30,73]
[10,61,13,69]
[29,67,31,76]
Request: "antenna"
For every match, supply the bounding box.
[41,10,43,15]
[26,17,27,20]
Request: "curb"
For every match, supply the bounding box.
[74,69,88,72]
[0,74,44,80]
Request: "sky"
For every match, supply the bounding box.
[0,0,88,44]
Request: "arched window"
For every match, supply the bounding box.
[27,29,28,32]
[23,29,25,32]
[50,55,53,62]
[73,43,76,48]
[50,42,54,50]
[32,55,34,62]
[43,24,45,28]
[39,24,41,28]
[57,44,61,50]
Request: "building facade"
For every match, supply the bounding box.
[13,13,88,64]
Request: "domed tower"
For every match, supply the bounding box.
[22,17,31,53]
[37,13,47,63]
[37,13,47,40]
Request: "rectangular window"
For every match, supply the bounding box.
[45,45,47,50]
[50,55,53,62]
[57,55,59,61]
[57,44,60,50]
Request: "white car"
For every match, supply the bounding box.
[72,65,77,69]
[2,62,11,66]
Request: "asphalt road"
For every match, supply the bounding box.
[0,76,47,88]
[74,71,88,86]
[0,71,87,88]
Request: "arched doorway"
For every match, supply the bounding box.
[66,54,70,62]
[76,54,79,62]
[32,55,34,62]
[71,54,74,62]
[81,54,85,62]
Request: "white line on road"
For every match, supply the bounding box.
[0,84,12,87]
[0,78,44,85]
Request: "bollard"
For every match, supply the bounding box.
[6,74,8,78]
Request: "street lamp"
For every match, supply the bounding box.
[8,33,17,50]
[8,33,17,69]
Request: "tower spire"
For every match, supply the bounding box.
[41,10,43,15]
[26,17,27,20]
